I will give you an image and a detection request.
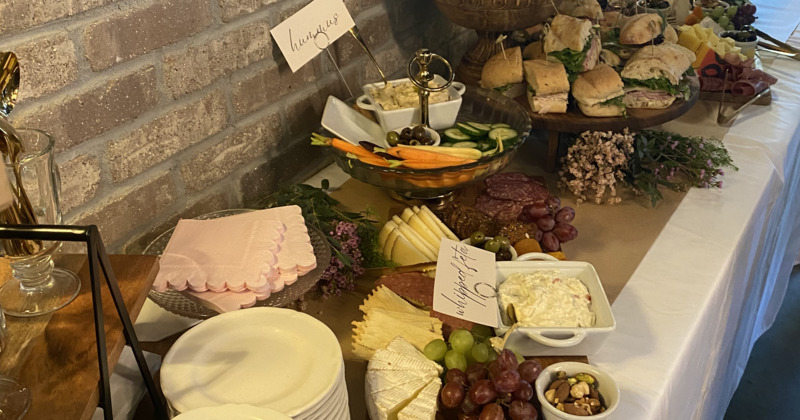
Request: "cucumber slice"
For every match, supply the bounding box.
[456,122,482,137]
[444,128,472,142]
[466,122,491,135]
[451,141,479,149]
[477,141,492,151]
[488,127,518,143]
[491,123,511,129]
[439,142,453,147]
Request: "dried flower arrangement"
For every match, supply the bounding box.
[559,129,738,206]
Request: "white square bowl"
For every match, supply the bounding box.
[493,259,616,356]
[355,75,466,131]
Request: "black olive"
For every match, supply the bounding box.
[496,248,513,261]
[411,125,427,140]
[400,127,413,138]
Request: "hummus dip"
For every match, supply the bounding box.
[369,81,450,111]
[498,271,595,328]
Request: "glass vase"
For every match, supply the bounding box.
[0,128,80,317]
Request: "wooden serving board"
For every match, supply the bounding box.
[518,83,700,133]
[0,255,158,420]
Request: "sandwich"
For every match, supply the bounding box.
[480,46,525,98]
[559,0,603,21]
[620,44,696,109]
[619,13,675,46]
[571,63,626,117]
[543,14,601,76]
[523,59,569,114]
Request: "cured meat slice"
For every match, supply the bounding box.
[486,180,549,203]
[485,172,532,187]
[731,79,769,97]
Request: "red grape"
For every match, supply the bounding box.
[466,362,488,385]
[479,403,505,420]
[496,392,513,404]
[533,229,543,242]
[447,368,468,387]
[545,196,561,212]
[552,223,578,242]
[555,206,575,223]
[441,381,465,408]
[487,361,501,381]
[523,202,549,219]
[458,415,479,420]
[493,369,522,393]
[497,349,519,371]
[535,215,555,232]
[460,394,480,415]
[468,379,497,405]
[541,232,560,252]
[509,400,538,420]
[517,359,543,384]
[512,380,534,402]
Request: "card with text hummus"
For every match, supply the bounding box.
[270,0,355,72]
[433,238,499,327]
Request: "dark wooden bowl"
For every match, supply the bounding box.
[433,0,560,32]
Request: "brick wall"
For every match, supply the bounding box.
[0,0,475,253]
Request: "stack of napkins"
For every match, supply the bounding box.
[152,206,316,311]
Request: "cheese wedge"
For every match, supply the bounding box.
[400,207,416,223]
[391,234,429,266]
[398,377,440,420]
[395,219,437,260]
[383,227,401,260]
[406,214,441,251]
[379,220,399,248]
[419,205,458,240]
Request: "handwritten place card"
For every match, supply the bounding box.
[270,0,356,72]
[433,238,499,328]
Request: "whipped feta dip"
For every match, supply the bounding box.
[370,81,450,110]
[498,271,595,327]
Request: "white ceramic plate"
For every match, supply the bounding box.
[162,307,343,416]
[293,365,346,419]
[321,95,385,146]
[173,404,292,420]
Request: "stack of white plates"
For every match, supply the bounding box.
[162,307,350,419]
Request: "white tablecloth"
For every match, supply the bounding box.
[592,3,800,418]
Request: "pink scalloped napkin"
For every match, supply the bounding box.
[152,206,317,312]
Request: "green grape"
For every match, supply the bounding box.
[423,339,448,361]
[726,5,738,18]
[711,6,725,19]
[444,349,467,372]
[471,342,490,363]
[717,15,730,27]
[702,10,710,18]
[726,23,735,31]
[449,328,475,353]
[486,346,498,362]
[470,324,494,342]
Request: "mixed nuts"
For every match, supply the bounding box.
[543,371,606,416]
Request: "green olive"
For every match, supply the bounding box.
[386,131,400,146]
[484,238,501,253]
[495,235,511,250]
[470,231,485,246]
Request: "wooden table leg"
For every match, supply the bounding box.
[545,130,560,172]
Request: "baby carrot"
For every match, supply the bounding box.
[385,146,470,163]
[311,133,378,160]
[400,159,474,169]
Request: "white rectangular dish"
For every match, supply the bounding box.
[493,259,616,356]
[356,75,466,131]
[321,95,386,146]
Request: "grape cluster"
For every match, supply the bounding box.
[516,197,578,253]
[706,3,757,31]
[424,326,495,373]
[439,349,543,420]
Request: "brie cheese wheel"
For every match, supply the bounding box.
[398,377,441,420]
[366,337,442,420]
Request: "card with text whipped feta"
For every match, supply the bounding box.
[433,238,499,327]
[270,0,355,72]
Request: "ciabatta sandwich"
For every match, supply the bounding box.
[560,0,603,21]
[544,14,601,76]
[620,44,696,109]
[480,46,525,98]
[571,63,626,117]
[523,59,569,114]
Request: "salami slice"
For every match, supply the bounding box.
[731,79,769,96]
[487,180,550,203]
[485,172,532,187]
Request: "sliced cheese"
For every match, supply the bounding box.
[391,233,431,266]
[400,207,416,223]
[382,227,400,260]
[392,216,437,260]
[419,205,458,240]
[406,214,441,252]
[397,377,441,420]
[379,220,399,248]
[412,206,446,239]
